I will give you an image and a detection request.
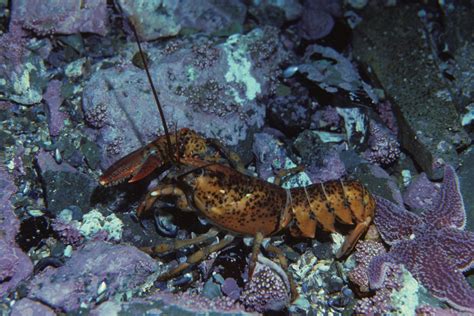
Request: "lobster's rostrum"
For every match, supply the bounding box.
[99,20,376,302]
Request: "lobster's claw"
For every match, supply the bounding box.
[99,142,167,186]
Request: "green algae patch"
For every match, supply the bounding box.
[222,32,262,104]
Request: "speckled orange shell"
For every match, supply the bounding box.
[288,180,375,238]
[180,159,374,241]
[187,163,292,236]
[99,128,224,186]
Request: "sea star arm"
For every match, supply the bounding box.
[374,196,422,244]
[437,228,474,272]
[422,165,466,229]
[414,243,474,313]
[367,253,397,290]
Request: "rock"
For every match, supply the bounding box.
[43,79,67,137]
[91,291,247,315]
[0,167,33,298]
[253,129,289,181]
[0,167,21,242]
[175,0,247,36]
[117,213,163,248]
[293,129,346,183]
[459,149,474,231]
[344,160,404,206]
[299,44,364,94]
[117,0,181,40]
[266,86,313,135]
[241,256,291,312]
[41,170,96,215]
[11,0,108,36]
[118,0,247,41]
[0,240,34,298]
[82,27,287,169]
[0,24,47,105]
[402,172,440,212]
[27,241,159,312]
[36,149,76,174]
[10,298,56,316]
[297,0,342,41]
[352,3,470,177]
[36,139,96,216]
[248,0,303,26]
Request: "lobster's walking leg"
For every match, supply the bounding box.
[265,244,299,302]
[141,228,219,255]
[157,234,235,281]
[137,184,192,217]
[336,215,372,258]
[336,181,374,258]
[248,232,264,280]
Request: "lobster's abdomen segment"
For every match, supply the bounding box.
[289,180,375,240]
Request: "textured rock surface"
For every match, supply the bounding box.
[352,3,470,177]
[117,0,247,41]
[11,0,108,35]
[82,27,287,169]
[27,241,159,312]
[0,24,47,105]
[0,167,33,297]
[10,298,56,316]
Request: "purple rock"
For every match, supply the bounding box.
[306,150,346,183]
[36,149,77,175]
[0,167,20,242]
[82,27,287,169]
[221,278,241,300]
[0,240,34,298]
[43,80,67,137]
[0,22,47,105]
[403,172,440,211]
[293,130,346,183]
[297,0,342,40]
[10,298,56,316]
[27,241,158,312]
[0,167,33,298]
[253,130,288,181]
[118,0,246,41]
[91,290,246,315]
[11,0,108,36]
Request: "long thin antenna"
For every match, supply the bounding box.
[128,20,174,162]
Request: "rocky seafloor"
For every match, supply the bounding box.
[1,0,473,315]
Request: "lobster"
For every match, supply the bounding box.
[99,18,376,300]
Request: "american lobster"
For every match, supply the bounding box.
[99,19,376,299]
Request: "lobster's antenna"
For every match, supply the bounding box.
[128,19,174,162]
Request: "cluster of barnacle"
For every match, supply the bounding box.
[84,102,107,129]
[178,79,237,117]
[191,39,220,69]
[105,136,124,156]
[365,121,400,166]
[240,265,289,312]
[248,26,280,67]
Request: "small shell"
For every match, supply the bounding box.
[282,65,299,78]
[54,148,62,164]
[97,281,107,295]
